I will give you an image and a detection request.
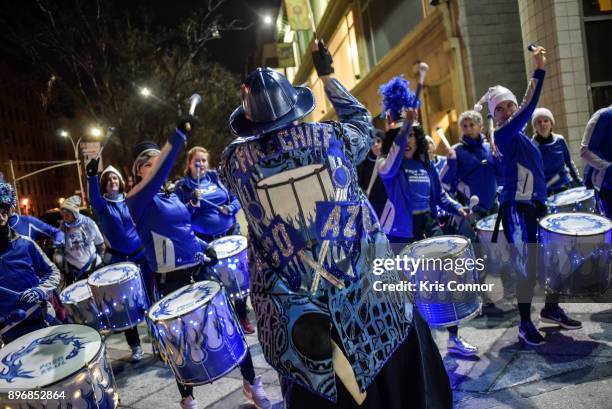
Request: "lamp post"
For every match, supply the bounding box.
[60,128,102,205]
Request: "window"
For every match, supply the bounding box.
[582,1,612,110]
[582,0,612,16]
[328,10,361,90]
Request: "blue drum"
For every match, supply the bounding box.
[400,235,482,327]
[210,235,250,299]
[88,262,149,332]
[475,214,511,276]
[547,187,597,214]
[0,324,117,409]
[60,279,101,330]
[148,280,248,385]
[539,212,612,296]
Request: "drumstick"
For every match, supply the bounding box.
[0,286,20,296]
[487,114,497,156]
[435,127,452,150]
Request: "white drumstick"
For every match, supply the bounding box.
[435,127,452,150]
[188,94,202,116]
[469,195,479,210]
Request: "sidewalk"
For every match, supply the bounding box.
[108,302,612,409]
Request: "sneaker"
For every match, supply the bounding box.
[480,302,505,317]
[240,318,256,335]
[180,395,198,409]
[447,335,479,357]
[518,321,545,346]
[540,307,582,330]
[243,376,271,409]
[130,345,144,362]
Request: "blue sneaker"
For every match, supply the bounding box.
[518,321,545,346]
[540,307,582,330]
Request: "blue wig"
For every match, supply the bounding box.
[0,182,17,210]
[379,75,419,121]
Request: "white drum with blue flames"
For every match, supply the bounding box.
[88,262,149,332]
[539,212,612,296]
[60,279,101,331]
[547,187,597,214]
[400,235,482,327]
[148,280,248,385]
[210,235,250,299]
[475,214,512,276]
[0,324,117,409]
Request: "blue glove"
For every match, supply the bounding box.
[19,288,46,304]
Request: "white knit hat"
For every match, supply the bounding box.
[100,165,124,184]
[531,107,555,128]
[60,195,81,217]
[474,85,518,114]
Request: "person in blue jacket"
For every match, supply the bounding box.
[580,105,612,217]
[531,107,582,195]
[7,211,64,247]
[173,147,255,335]
[126,121,270,409]
[0,182,60,345]
[476,46,581,346]
[85,160,146,362]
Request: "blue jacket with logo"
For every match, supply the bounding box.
[532,133,582,193]
[8,214,64,246]
[580,106,612,190]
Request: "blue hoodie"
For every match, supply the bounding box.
[8,214,64,246]
[378,129,462,238]
[495,69,547,204]
[580,106,612,190]
[88,175,144,261]
[174,171,241,237]
[442,134,502,211]
[532,133,582,193]
[127,131,210,274]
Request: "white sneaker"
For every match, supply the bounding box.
[180,395,198,409]
[447,335,479,357]
[243,376,271,409]
[130,345,144,362]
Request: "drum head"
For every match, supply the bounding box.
[88,262,139,286]
[60,279,92,303]
[0,324,101,389]
[212,235,248,259]
[547,187,594,206]
[475,214,503,232]
[539,212,612,236]
[400,235,470,259]
[149,280,221,321]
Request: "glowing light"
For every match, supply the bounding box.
[90,127,103,137]
[140,87,152,97]
[263,15,272,25]
[21,198,29,206]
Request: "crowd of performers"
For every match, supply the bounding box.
[1,38,612,409]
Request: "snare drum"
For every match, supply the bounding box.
[0,324,117,409]
[475,214,511,276]
[400,235,482,327]
[539,212,612,296]
[547,187,597,214]
[210,235,250,299]
[148,280,248,385]
[88,262,149,332]
[60,280,101,330]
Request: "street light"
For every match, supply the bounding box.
[263,15,272,25]
[89,127,103,137]
[140,87,152,98]
[60,126,102,205]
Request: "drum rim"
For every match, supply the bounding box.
[418,301,483,328]
[546,188,594,206]
[211,235,248,258]
[87,261,140,287]
[539,212,612,237]
[399,234,471,258]
[0,324,104,390]
[256,163,327,188]
[475,215,503,232]
[148,280,222,322]
[60,279,93,303]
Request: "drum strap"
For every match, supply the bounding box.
[107,244,145,260]
[491,205,504,244]
[332,340,367,405]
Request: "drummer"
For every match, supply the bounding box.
[174,146,255,335]
[476,45,581,346]
[126,121,270,409]
[377,78,476,358]
[531,107,583,195]
[442,110,508,315]
[580,104,612,218]
[85,159,146,362]
[0,182,60,344]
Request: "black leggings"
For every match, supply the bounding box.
[123,327,141,348]
[499,202,558,322]
[153,267,256,399]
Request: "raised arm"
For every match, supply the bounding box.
[87,174,106,214]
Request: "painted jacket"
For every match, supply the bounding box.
[377,131,462,238]
[442,134,502,211]
[495,69,547,204]
[60,215,104,269]
[220,79,413,401]
[8,214,64,246]
[127,130,210,274]
[88,175,144,261]
[580,106,612,190]
[174,171,241,237]
[532,133,582,193]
